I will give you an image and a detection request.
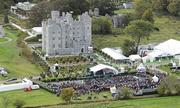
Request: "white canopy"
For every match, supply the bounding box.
[152,75,159,82]
[0,78,33,92]
[129,55,141,61]
[110,86,117,94]
[143,45,174,62]
[90,64,119,75]
[32,27,42,35]
[101,48,128,60]
[154,39,180,55]
[148,50,172,58]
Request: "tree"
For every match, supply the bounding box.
[67,0,90,15]
[157,76,180,96]
[142,9,154,23]
[152,0,180,16]
[29,0,90,27]
[122,39,136,56]
[92,17,112,34]
[21,46,33,62]
[13,99,25,108]
[29,1,51,27]
[134,0,152,19]
[89,0,116,15]
[60,87,74,103]
[0,0,14,13]
[116,87,133,100]
[167,1,180,16]
[152,0,169,12]
[3,14,9,24]
[124,20,154,53]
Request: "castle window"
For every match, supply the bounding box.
[58,44,61,48]
[65,42,68,48]
[52,37,55,40]
[53,44,55,48]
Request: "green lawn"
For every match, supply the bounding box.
[55,96,180,108]
[0,26,43,80]
[114,9,135,14]
[0,37,8,42]
[93,16,180,49]
[159,65,180,78]
[2,88,180,108]
[0,89,62,108]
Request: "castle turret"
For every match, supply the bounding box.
[51,11,59,21]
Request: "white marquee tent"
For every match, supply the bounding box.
[144,50,173,62]
[129,55,141,61]
[154,39,180,55]
[101,48,129,63]
[142,39,180,62]
[90,64,120,75]
[31,27,42,36]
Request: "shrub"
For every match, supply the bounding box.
[92,16,112,34]
[87,96,92,100]
[116,87,133,100]
[4,14,9,24]
[157,76,180,96]
[60,87,74,103]
[13,99,25,108]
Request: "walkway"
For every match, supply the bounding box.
[10,22,27,32]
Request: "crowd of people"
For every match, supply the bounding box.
[45,72,166,96]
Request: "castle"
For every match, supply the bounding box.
[42,11,92,56]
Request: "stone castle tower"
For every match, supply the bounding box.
[42,11,92,56]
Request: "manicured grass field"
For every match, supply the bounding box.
[0,37,8,42]
[1,88,180,108]
[54,96,180,108]
[0,26,43,80]
[0,89,62,108]
[93,16,180,49]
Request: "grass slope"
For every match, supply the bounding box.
[93,16,180,48]
[114,9,135,14]
[0,89,62,108]
[1,89,180,108]
[0,26,43,80]
[57,96,180,108]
